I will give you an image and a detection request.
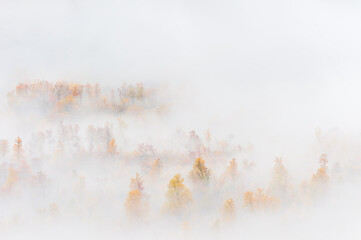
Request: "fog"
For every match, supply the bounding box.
[1,0,361,239]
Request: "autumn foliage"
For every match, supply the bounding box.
[164,174,192,214]
[311,154,329,184]
[124,190,148,218]
[125,173,147,218]
[130,173,144,192]
[243,188,278,212]
[2,167,19,190]
[12,137,24,162]
[107,138,118,155]
[7,81,150,115]
[189,158,211,185]
[221,198,236,222]
[0,81,348,234]
[149,158,162,177]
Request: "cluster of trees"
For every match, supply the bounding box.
[122,154,332,226]
[0,126,335,229]
[0,82,345,233]
[7,81,148,114]
[0,130,334,214]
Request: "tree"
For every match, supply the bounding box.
[149,158,162,177]
[269,157,290,199]
[243,191,255,210]
[243,188,278,212]
[164,174,192,214]
[221,198,236,222]
[3,167,18,190]
[219,158,239,189]
[130,173,144,192]
[135,82,144,100]
[311,154,329,184]
[70,84,83,98]
[138,143,156,156]
[126,85,136,103]
[187,131,202,159]
[93,124,114,152]
[12,137,24,163]
[125,173,148,218]
[86,125,96,153]
[223,158,238,180]
[0,139,8,157]
[189,158,211,184]
[56,95,76,112]
[103,124,113,151]
[94,83,101,98]
[107,138,118,155]
[124,189,147,218]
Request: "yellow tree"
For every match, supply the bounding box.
[149,158,162,177]
[70,84,83,98]
[12,137,24,162]
[164,174,192,214]
[130,173,144,192]
[56,95,76,112]
[218,158,239,189]
[125,173,148,218]
[107,138,118,155]
[224,158,238,180]
[189,158,211,184]
[221,198,236,222]
[311,154,329,184]
[243,188,278,212]
[124,189,148,218]
[3,168,19,190]
[254,188,278,210]
[243,191,255,210]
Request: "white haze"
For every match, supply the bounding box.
[1,0,361,239]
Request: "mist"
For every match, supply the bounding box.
[1,0,361,239]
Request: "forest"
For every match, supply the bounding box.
[0,80,357,240]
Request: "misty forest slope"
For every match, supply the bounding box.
[0,81,360,240]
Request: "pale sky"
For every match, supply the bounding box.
[1,0,361,143]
